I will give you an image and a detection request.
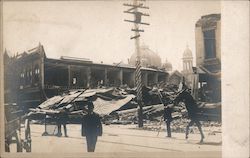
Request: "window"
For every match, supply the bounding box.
[34,65,40,83]
[20,73,24,78]
[25,69,29,85]
[203,30,216,59]
[20,72,25,87]
[35,69,40,74]
[73,78,77,85]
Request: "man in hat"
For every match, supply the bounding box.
[163,104,173,137]
[82,101,102,152]
[56,107,69,137]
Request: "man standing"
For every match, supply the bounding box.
[163,104,173,137]
[56,108,69,137]
[82,101,102,152]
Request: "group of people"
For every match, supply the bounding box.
[55,85,205,153]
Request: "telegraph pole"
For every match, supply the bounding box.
[124,0,149,128]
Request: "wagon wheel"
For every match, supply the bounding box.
[15,130,23,152]
[24,119,32,152]
[5,138,10,152]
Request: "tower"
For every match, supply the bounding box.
[182,45,193,73]
[182,45,193,88]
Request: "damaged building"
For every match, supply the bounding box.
[4,43,169,110]
[193,14,221,103]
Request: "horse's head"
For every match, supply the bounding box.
[173,88,190,105]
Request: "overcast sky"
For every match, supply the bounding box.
[3,1,220,71]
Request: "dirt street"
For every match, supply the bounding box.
[8,123,222,154]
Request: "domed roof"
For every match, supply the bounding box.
[129,44,162,68]
[183,45,193,58]
[162,58,172,71]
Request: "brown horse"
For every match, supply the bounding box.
[174,89,205,143]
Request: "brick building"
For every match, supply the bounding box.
[4,43,169,109]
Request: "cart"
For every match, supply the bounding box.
[4,103,31,152]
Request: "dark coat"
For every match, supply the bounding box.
[56,111,69,124]
[163,107,172,121]
[82,112,102,137]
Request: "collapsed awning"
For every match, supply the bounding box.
[193,66,221,80]
[34,88,135,116]
[192,66,206,74]
[93,94,135,115]
[199,66,221,78]
[38,88,114,109]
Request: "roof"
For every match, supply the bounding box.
[196,14,221,29]
[10,43,46,63]
[9,44,168,74]
[129,44,162,68]
[45,57,166,73]
[183,46,193,58]
[60,56,93,63]
[170,70,183,78]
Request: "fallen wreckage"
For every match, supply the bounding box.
[28,87,221,126]
[28,88,136,120]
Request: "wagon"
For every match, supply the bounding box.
[4,103,31,152]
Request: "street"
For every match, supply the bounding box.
[12,123,221,153]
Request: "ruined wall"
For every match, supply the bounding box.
[215,20,221,61]
[195,14,221,69]
[195,26,204,67]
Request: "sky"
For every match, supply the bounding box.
[3,1,221,71]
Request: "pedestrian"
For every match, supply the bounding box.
[163,104,173,137]
[82,101,102,152]
[174,89,205,143]
[56,108,69,137]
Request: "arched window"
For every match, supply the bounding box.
[34,64,40,84]
[29,68,32,83]
[25,68,29,85]
[20,71,25,87]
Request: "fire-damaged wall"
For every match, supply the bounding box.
[194,14,221,103]
[4,44,169,110]
[4,44,46,110]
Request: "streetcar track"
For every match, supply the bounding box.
[97,139,183,152]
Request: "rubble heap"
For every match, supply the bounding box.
[29,86,221,128]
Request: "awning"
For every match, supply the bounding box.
[193,66,221,80]
[93,94,135,115]
[199,66,221,77]
[192,66,206,74]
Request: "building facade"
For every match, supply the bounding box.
[194,14,221,102]
[4,44,169,109]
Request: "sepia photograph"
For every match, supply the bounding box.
[0,0,249,158]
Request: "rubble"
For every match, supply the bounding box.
[28,88,136,119]
[29,86,221,132]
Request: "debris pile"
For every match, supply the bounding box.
[28,86,221,129]
[28,88,136,120]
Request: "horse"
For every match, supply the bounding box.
[173,89,205,143]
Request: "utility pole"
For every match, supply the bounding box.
[124,0,149,128]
